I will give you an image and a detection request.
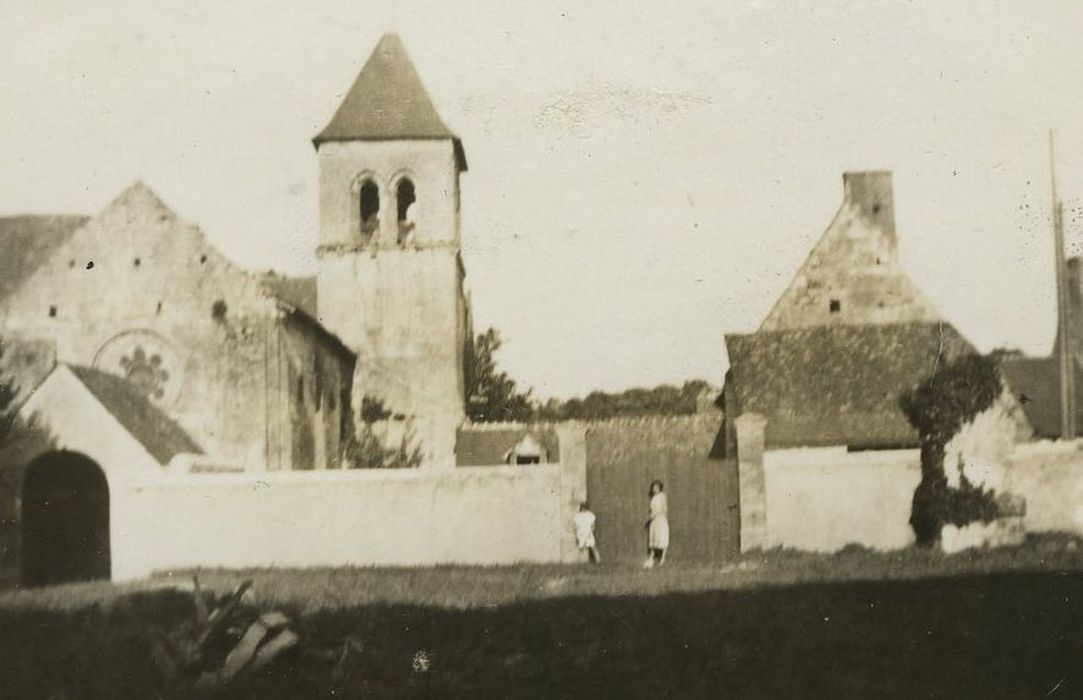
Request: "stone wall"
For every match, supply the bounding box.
[318,248,466,467]
[111,463,573,581]
[759,171,941,331]
[268,311,355,471]
[762,446,922,552]
[1006,440,1083,534]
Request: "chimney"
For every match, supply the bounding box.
[843,171,895,237]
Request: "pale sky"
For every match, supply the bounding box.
[2,1,1082,399]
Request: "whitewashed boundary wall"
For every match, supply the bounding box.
[110,463,575,581]
[1006,440,1083,535]
[762,446,921,552]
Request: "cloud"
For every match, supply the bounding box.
[533,85,711,135]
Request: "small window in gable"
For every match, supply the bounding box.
[48,305,57,318]
[829,299,841,314]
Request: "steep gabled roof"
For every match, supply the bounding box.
[313,33,467,169]
[1000,356,1083,440]
[68,366,202,464]
[0,215,88,301]
[725,322,976,450]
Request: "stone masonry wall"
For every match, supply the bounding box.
[759,172,941,331]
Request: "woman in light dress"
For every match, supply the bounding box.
[644,479,669,568]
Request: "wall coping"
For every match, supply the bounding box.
[764,445,920,467]
[137,463,560,488]
[460,413,720,432]
[1011,439,1083,458]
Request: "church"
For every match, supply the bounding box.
[0,34,550,585]
[0,33,470,475]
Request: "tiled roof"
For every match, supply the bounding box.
[68,366,202,464]
[313,33,467,169]
[260,273,318,317]
[724,322,976,450]
[999,355,1083,440]
[0,215,88,301]
[456,425,560,466]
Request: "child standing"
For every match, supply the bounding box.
[574,501,601,564]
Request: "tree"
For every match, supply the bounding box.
[463,326,719,423]
[899,354,1006,545]
[465,329,535,423]
[342,396,423,469]
[536,380,717,421]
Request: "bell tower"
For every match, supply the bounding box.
[313,33,470,467]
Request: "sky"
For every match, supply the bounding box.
[2,1,1082,399]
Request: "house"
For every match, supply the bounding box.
[721,171,1031,553]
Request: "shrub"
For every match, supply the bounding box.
[900,354,1005,546]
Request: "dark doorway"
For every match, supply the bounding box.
[21,451,111,586]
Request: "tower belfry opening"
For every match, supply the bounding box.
[359,180,380,239]
[396,178,416,243]
[312,32,470,466]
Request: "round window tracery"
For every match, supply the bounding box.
[93,330,185,407]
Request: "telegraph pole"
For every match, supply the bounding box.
[1051,130,1076,439]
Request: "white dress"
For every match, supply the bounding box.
[648,492,670,550]
[574,510,596,548]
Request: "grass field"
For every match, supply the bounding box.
[4,536,1083,698]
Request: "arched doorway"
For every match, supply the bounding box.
[21,451,111,586]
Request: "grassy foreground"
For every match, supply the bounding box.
[3,536,1083,698]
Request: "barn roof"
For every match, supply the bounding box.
[0,215,88,302]
[456,424,560,466]
[68,366,202,464]
[724,321,977,450]
[999,355,1083,440]
[313,33,467,169]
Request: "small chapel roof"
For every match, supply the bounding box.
[69,365,203,464]
[313,33,467,170]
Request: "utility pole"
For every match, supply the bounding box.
[1051,130,1076,439]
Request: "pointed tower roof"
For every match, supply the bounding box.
[313,33,466,170]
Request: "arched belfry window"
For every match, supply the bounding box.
[396,178,416,244]
[359,179,379,241]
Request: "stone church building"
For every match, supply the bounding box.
[0,33,524,585]
[1,33,470,474]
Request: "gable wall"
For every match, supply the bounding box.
[759,172,940,331]
[0,187,284,465]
